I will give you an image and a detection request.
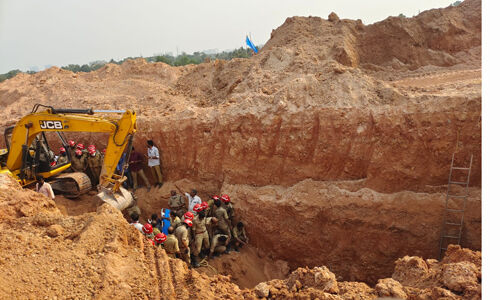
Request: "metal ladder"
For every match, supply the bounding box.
[438,153,473,259]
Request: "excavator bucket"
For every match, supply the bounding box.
[97,186,134,211]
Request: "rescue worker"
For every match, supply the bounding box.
[129,147,151,192]
[214,199,232,240]
[231,221,248,252]
[208,234,229,259]
[149,214,162,235]
[87,147,102,187]
[191,210,218,268]
[76,143,88,156]
[167,190,187,218]
[154,233,167,247]
[56,147,68,165]
[163,227,180,259]
[221,194,234,220]
[206,195,219,217]
[174,219,193,265]
[71,149,88,172]
[169,210,181,231]
[68,140,77,159]
[130,212,143,232]
[142,223,155,239]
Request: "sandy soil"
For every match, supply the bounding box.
[0,0,482,298]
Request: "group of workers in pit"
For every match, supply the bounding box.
[130,189,249,268]
[55,140,105,187]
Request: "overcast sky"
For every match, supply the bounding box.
[0,0,454,73]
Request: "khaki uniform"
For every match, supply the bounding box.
[214,207,231,239]
[169,194,186,218]
[171,216,181,229]
[87,152,102,186]
[163,234,180,258]
[174,225,191,264]
[206,199,215,217]
[223,202,235,221]
[71,155,87,172]
[192,216,212,256]
[210,234,229,255]
[232,226,248,242]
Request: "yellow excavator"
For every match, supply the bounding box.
[0,104,137,210]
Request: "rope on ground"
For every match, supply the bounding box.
[199,258,218,275]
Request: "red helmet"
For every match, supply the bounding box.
[193,203,203,212]
[102,148,106,154]
[89,148,96,155]
[212,195,220,201]
[59,147,66,153]
[75,149,83,156]
[142,223,153,234]
[221,194,231,203]
[183,211,194,220]
[88,144,96,150]
[50,161,56,167]
[201,201,209,210]
[68,140,76,147]
[154,233,167,244]
[184,219,193,227]
[76,143,84,150]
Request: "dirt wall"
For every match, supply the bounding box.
[222,179,481,285]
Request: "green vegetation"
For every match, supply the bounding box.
[451,1,462,6]
[0,46,259,83]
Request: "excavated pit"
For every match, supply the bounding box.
[0,0,482,297]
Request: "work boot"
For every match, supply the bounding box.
[192,256,200,268]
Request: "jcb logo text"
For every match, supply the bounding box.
[40,120,63,129]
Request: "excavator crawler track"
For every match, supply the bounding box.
[50,172,92,198]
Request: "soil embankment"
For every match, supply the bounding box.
[0,0,482,298]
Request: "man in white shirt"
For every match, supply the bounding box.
[185,189,202,213]
[147,140,163,188]
[129,212,144,232]
[35,177,55,200]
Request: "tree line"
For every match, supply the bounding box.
[0,46,259,83]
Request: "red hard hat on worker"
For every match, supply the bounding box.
[68,140,76,147]
[59,147,66,153]
[75,149,83,156]
[154,233,167,244]
[201,201,209,210]
[76,143,84,150]
[212,195,220,201]
[183,211,194,220]
[89,148,96,155]
[142,223,153,234]
[221,194,231,203]
[184,219,193,227]
[88,144,96,150]
[193,203,203,212]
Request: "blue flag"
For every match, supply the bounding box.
[246,35,258,53]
